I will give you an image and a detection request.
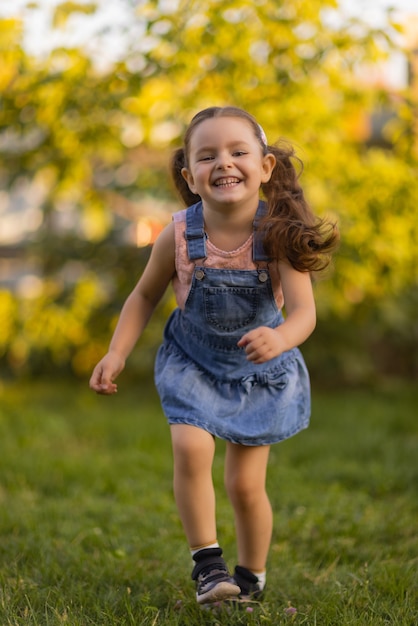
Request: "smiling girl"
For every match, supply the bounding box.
[90,106,338,606]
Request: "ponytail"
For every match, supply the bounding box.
[261,143,339,272]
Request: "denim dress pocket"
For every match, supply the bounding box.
[204,286,259,332]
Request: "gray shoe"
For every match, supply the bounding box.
[192,548,240,605]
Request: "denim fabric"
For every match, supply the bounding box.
[154,202,310,446]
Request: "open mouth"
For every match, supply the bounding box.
[213,177,241,188]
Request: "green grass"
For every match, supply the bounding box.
[0,379,416,625]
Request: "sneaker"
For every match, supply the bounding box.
[192,548,241,605]
[233,565,264,601]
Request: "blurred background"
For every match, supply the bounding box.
[0,0,417,387]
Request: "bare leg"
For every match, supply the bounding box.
[224,443,272,572]
[170,424,217,548]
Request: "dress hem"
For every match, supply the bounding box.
[165,416,310,446]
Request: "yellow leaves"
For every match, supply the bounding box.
[0,291,18,353]
[52,2,98,29]
[341,109,370,143]
[140,77,176,114]
[151,40,178,64]
[34,163,59,195]
[81,194,113,241]
[71,341,106,376]
[121,97,142,115]
[330,148,418,312]
[127,77,185,145]
[0,19,24,90]
[0,54,20,91]
[56,127,83,156]
[0,0,416,379]
[71,274,107,320]
[150,120,182,146]
[0,18,23,51]
[35,83,66,126]
[139,1,165,22]
[120,119,145,149]
[3,274,109,372]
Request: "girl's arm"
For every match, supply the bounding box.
[237,261,316,364]
[89,222,176,394]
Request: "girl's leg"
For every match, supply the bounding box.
[170,424,217,548]
[224,443,272,572]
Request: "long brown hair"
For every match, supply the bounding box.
[171,106,339,272]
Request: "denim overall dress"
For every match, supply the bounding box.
[154,201,311,446]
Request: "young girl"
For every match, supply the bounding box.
[90,106,338,606]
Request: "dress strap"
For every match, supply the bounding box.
[253,201,271,262]
[184,200,271,262]
[185,201,207,260]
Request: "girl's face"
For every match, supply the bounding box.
[181,116,275,213]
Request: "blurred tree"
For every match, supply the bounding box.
[0,0,416,382]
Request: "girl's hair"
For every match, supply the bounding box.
[171,106,339,272]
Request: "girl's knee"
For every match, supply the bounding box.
[224,443,270,506]
[171,425,214,474]
[225,474,263,507]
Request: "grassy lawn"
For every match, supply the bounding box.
[0,379,416,625]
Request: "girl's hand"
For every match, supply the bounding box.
[237,326,286,364]
[89,351,125,395]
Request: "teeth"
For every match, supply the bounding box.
[215,178,240,187]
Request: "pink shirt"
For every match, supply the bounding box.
[172,208,284,311]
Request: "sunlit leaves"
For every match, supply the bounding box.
[0,18,25,90]
[3,274,109,374]
[0,291,18,354]
[0,0,416,378]
[52,2,98,29]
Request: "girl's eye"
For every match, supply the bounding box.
[233,151,247,157]
[198,155,214,161]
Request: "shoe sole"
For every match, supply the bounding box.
[197,581,241,605]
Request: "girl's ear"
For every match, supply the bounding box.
[181,167,197,193]
[261,153,276,183]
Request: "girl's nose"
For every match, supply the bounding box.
[216,153,232,169]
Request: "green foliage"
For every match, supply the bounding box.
[0,237,172,377]
[0,381,416,624]
[0,1,417,380]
